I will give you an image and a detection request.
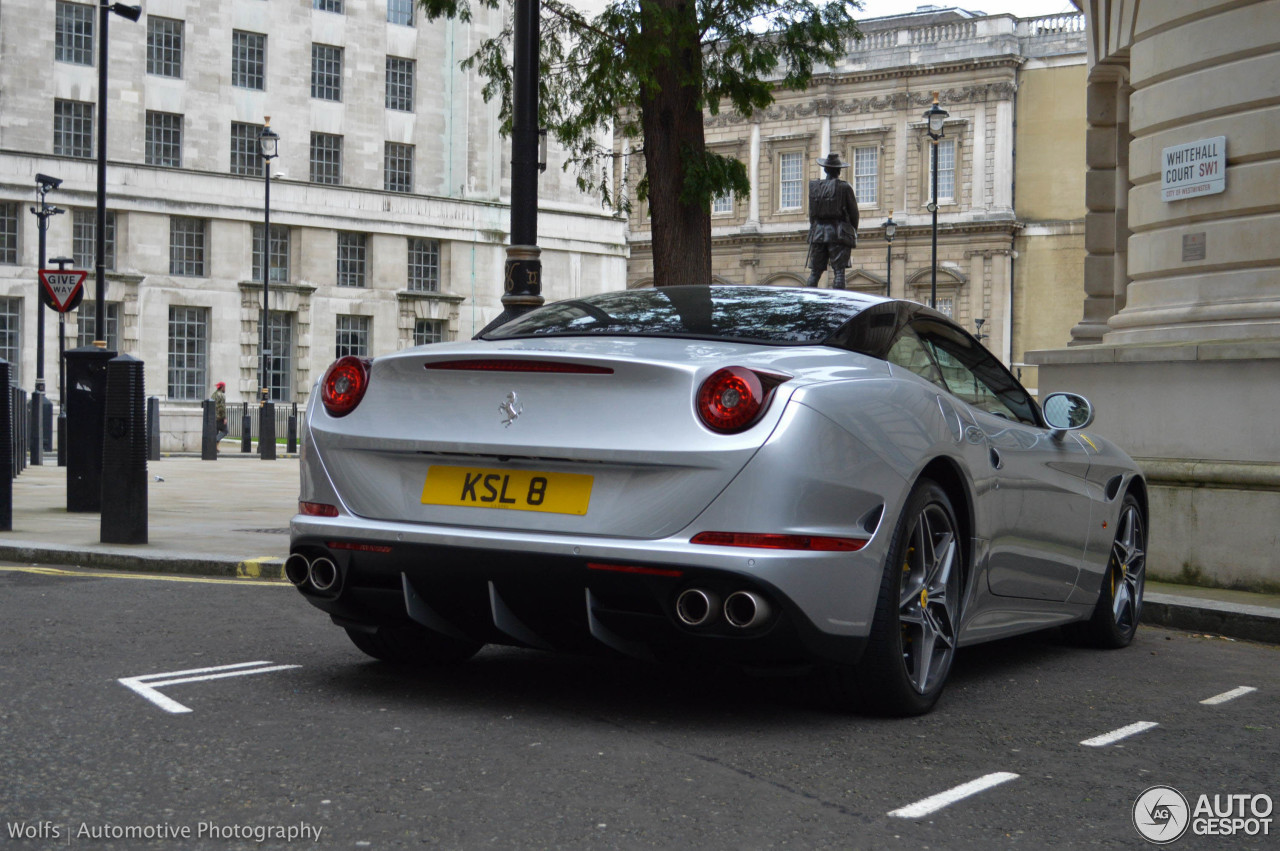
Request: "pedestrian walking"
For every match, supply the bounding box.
[212,381,228,445]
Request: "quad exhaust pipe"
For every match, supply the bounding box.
[675,588,719,627]
[675,588,772,630]
[285,552,341,595]
[723,591,771,629]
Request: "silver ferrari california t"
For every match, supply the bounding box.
[288,286,1147,715]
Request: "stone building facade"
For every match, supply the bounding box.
[0,0,627,450]
[623,7,1088,387]
[1030,0,1280,589]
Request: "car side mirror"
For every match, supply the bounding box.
[1042,392,1095,441]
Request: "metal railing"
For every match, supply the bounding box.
[227,401,302,443]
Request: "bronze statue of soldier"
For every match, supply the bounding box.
[805,153,859,289]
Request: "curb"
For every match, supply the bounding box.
[1143,592,1280,645]
[0,543,285,581]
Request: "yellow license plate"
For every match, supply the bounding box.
[421,466,593,515]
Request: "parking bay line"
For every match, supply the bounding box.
[119,661,301,714]
[1079,721,1159,747]
[888,772,1020,819]
[1201,686,1257,705]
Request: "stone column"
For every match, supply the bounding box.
[1069,66,1125,345]
[746,122,761,232]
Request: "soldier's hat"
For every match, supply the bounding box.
[815,153,849,170]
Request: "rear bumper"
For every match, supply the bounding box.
[288,530,871,668]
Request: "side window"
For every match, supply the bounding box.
[885,328,944,386]
[913,320,1039,426]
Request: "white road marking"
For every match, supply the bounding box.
[1201,686,1257,705]
[887,772,1019,818]
[1080,720,1159,747]
[119,661,301,714]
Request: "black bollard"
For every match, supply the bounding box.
[64,345,117,512]
[146,396,160,461]
[241,406,252,454]
[100,354,147,544]
[56,410,67,467]
[0,360,12,531]
[201,399,218,460]
[259,401,276,460]
[287,402,298,454]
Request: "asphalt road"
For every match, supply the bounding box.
[1,564,1276,850]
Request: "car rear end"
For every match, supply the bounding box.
[290,288,905,668]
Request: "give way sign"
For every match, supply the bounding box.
[38,269,88,312]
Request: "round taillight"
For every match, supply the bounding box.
[322,356,370,417]
[697,366,764,433]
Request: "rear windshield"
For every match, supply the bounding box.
[481,286,882,345]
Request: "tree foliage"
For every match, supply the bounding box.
[418,0,862,286]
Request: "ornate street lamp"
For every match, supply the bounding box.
[29,174,64,465]
[923,92,948,311]
[258,118,280,461]
[882,211,896,296]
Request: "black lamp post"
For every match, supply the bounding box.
[882,211,896,296]
[258,118,280,461]
[93,2,141,346]
[29,174,64,465]
[923,92,948,311]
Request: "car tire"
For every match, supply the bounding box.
[1065,493,1145,649]
[828,478,963,716]
[345,624,483,666]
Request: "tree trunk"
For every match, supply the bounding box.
[638,0,711,288]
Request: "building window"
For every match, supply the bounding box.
[310,132,342,185]
[230,122,263,176]
[265,311,293,401]
[384,142,414,193]
[385,56,415,111]
[0,203,18,265]
[0,298,20,384]
[311,44,343,102]
[76,301,121,351]
[313,0,343,12]
[54,100,94,159]
[231,31,266,90]
[169,217,207,277]
[73,209,116,271]
[335,315,370,358]
[388,0,414,26]
[146,111,183,167]
[55,2,94,66]
[408,238,440,292]
[928,139,956,205]
[252,224,290,284]
[413,318,445,346]
[167,306,208,400]
[146,16,183,78]
[337,233,367,287]
[711,190,733,215]
[934,296,954,318]
[778,151,803,211]
[854,145,878,207]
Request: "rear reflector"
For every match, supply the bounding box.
[425,359,613,374]
[326,541,394,554]
[690,531,868,552]
[587,562,684,578]
[299,502,339,517]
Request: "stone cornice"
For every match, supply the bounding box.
[633,219,1022,250]
[707,80,1019,129]
[237,280,318,296]
[396,290,467,304]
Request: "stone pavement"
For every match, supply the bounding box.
[2,452,1278,645]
